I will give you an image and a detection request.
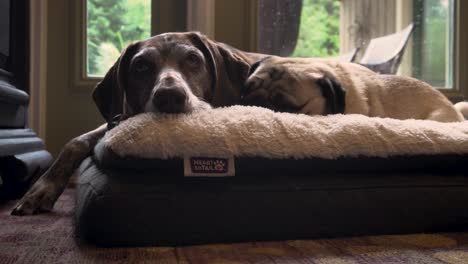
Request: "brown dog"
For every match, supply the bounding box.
[12,32,264,215]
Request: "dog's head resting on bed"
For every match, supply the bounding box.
[241,56,347,115]
[92,32,263,124]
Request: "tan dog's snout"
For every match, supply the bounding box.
[241,77,272,108]
[241,64,272,107]
[241,61,299,112]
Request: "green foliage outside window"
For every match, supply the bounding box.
[87,0,340,75]
[412,0,451,87]
[86,0,451,88]
[292,0,340,58]
[87,0,151,76]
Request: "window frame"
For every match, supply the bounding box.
[452,0,468,101]
[408,0,461,98]
[430,0,466,101]
[70,0,186,90]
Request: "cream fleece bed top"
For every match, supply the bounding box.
[97,106,468,160]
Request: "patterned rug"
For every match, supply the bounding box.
[1,188,468,264]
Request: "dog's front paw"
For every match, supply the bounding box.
[242,64,288,105]
[241,61,305,113]
[11,179,58,216]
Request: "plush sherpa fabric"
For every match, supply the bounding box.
[96,106,468,160]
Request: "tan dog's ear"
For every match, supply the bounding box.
[317,76,346,114]
[187,32,252,106]
[92,42,139,123]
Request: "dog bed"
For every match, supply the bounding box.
[75,106,468,246]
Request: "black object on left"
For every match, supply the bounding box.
[0,0,53,200]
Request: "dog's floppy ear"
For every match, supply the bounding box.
[317,75,346,114]
[92,42,139,123]
[187,32,253,106]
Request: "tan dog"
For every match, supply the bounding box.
[242,56,466,122]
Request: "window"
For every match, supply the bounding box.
[292,0,340,58]
[257,0,464,95]
[71,0,186,88]
[412,0,453,88]
[257,0,341,58]
[74,0,466,98]
[86,0,151,77]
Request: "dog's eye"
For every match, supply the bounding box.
[133,59,151,73]
[186,53,201,66]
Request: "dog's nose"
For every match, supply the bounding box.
[152,87,188,113]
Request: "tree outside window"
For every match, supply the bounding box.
[87,0,151,77]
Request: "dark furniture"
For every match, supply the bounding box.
[76,154,468,247]
[0,0,52,199]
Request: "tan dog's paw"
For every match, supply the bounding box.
[241,59,304,113]
[11,179,59,215]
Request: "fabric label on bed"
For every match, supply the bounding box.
[184,156,235,177]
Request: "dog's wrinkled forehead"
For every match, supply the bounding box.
[137,33,202,61]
